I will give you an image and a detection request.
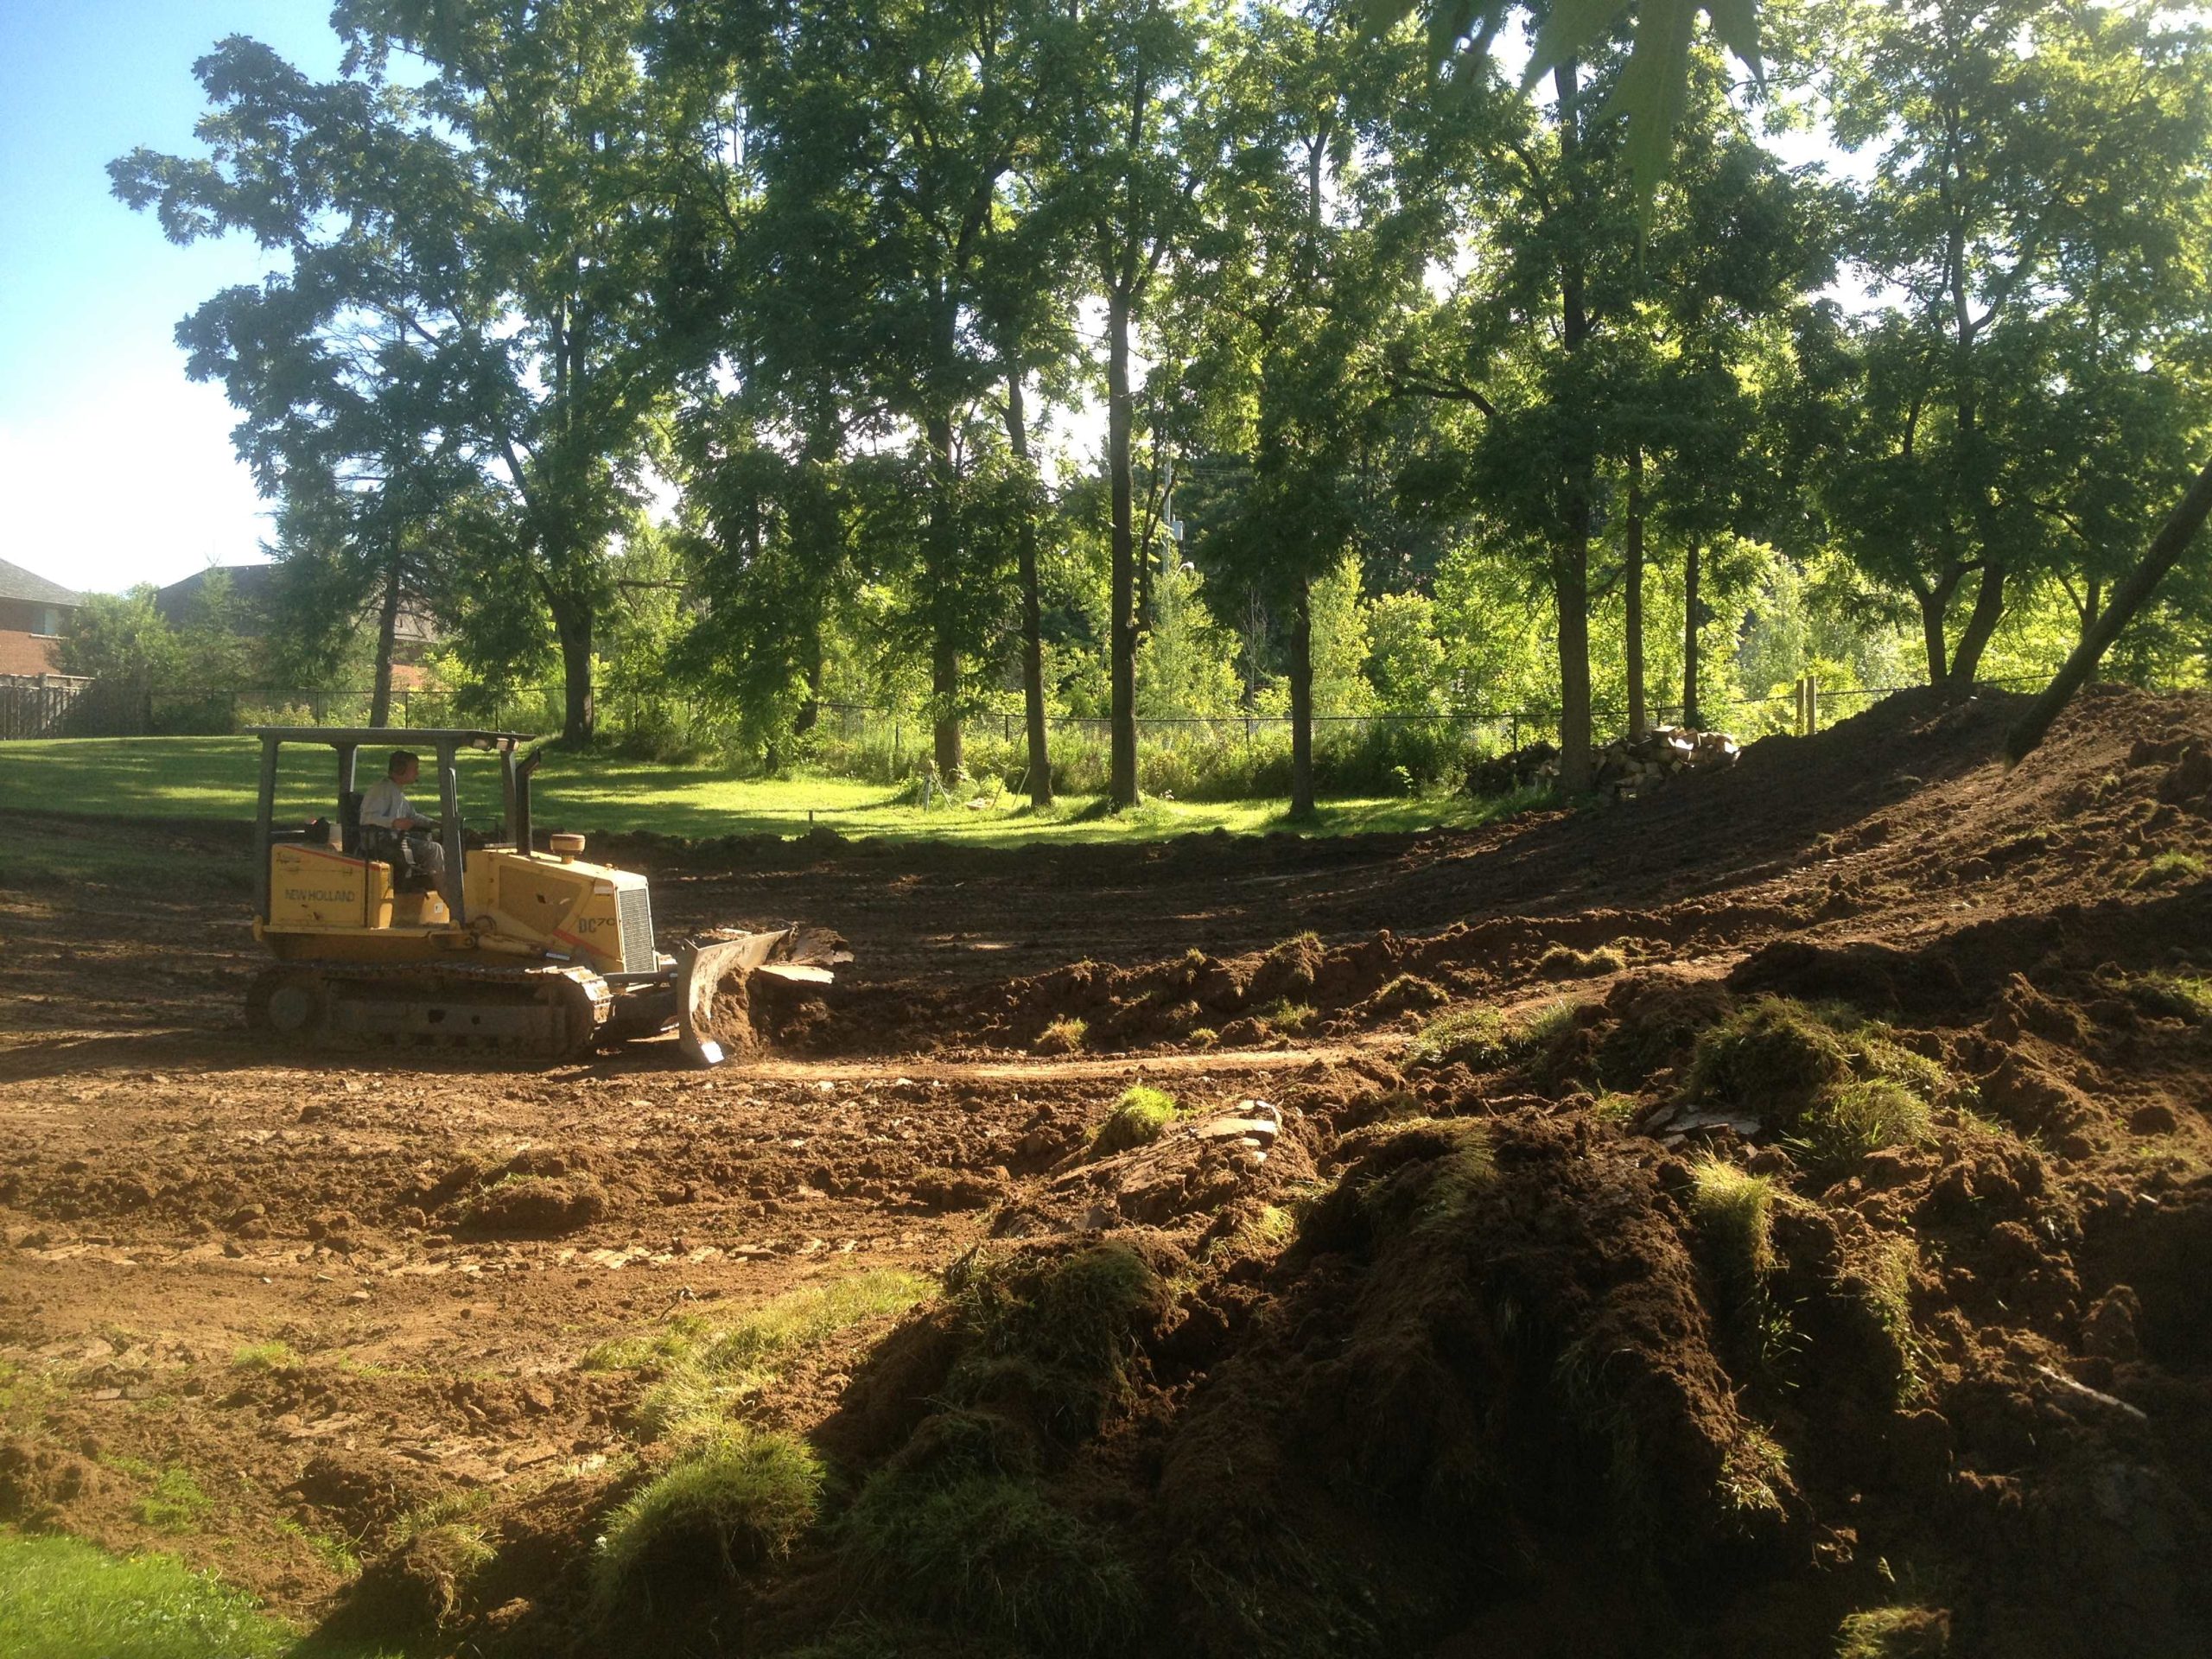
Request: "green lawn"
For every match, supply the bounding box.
[0,735,1512,847]
[0,1532,393,1659]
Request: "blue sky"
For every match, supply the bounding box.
[0,2,341,596]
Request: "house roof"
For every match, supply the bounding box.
[155,563,279,625]
[0,556,84,608]
[157,563,438,643]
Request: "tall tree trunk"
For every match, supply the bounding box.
[1916,563,1966,690]
[2010,450,2212,763]
[1946,560,2007,696]
[925,411,963,781]
[1006,375,1053,807]
[793,652,822,738]
[1682,537,1701,730]
[1555,534,1592,791]
[368,532,404,730]
[1624,446,1645,738]
[551,594,595,745]
[1107,286,1139,809]
[1552,59,1594,794]
[1288,572,1315,817]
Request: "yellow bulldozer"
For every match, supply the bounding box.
[244,727,843,1064]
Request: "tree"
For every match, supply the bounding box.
[334,0,677,743]
[111,36,481,729]
[689,0,1072,783]
[1395,25,1821,787]
[1821,0,2212,696]
[1065,0,1227,807]
[1180,3,1438,813]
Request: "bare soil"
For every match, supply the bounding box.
[3,683,2210,1657]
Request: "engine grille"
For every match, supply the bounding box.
[617,886,656,972]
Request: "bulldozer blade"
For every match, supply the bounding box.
[675,927,841,1067]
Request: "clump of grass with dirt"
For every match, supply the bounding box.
[584,1270,933,1442]
[2109,969,2212,1020]
[1253,997,1317,1033]
[838,1466,1140,1657]
[944,1243,1171,1440]
[593,1424,824,1605]
[131,1466,215,1535]
[1033,1015,1088,1056]
[1536,941,1628,979]
[826,1245,1167,1655]
[1089,1085,1180,1155]
[1834,1604,1953,1656]
[1406,1005,1510,1067]
[1684,996,1946,1166]
[1688,1158,1777,1291]
[366,1497,499,1634]
[231,1339,299,1371]
[1407,1000,1586,1077]
[2127,849,2207,889]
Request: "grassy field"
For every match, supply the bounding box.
[0,1532,391,1659]
[0,735,1511,848]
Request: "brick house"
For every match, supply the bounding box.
[0,557,83,677]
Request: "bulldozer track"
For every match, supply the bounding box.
[246,959,611,1063]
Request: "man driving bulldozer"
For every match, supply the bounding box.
[360,750,445,883]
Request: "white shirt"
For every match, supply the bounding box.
[360,776,416,830]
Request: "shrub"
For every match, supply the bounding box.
[593,1426,823,1605]
[1090,1086,1179,1156]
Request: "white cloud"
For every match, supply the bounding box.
[0,372,273,596]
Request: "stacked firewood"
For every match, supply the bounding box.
[1466,740,1560,797]
[1590,725,1740,795]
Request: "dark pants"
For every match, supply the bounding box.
[365,827,445,883]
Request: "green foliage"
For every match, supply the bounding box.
[1090,1086,1180,1155]
[593,1426,825,1604]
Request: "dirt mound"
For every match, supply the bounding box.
[5,683,2212,1657]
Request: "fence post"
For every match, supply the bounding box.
[1807,673,1818,735]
